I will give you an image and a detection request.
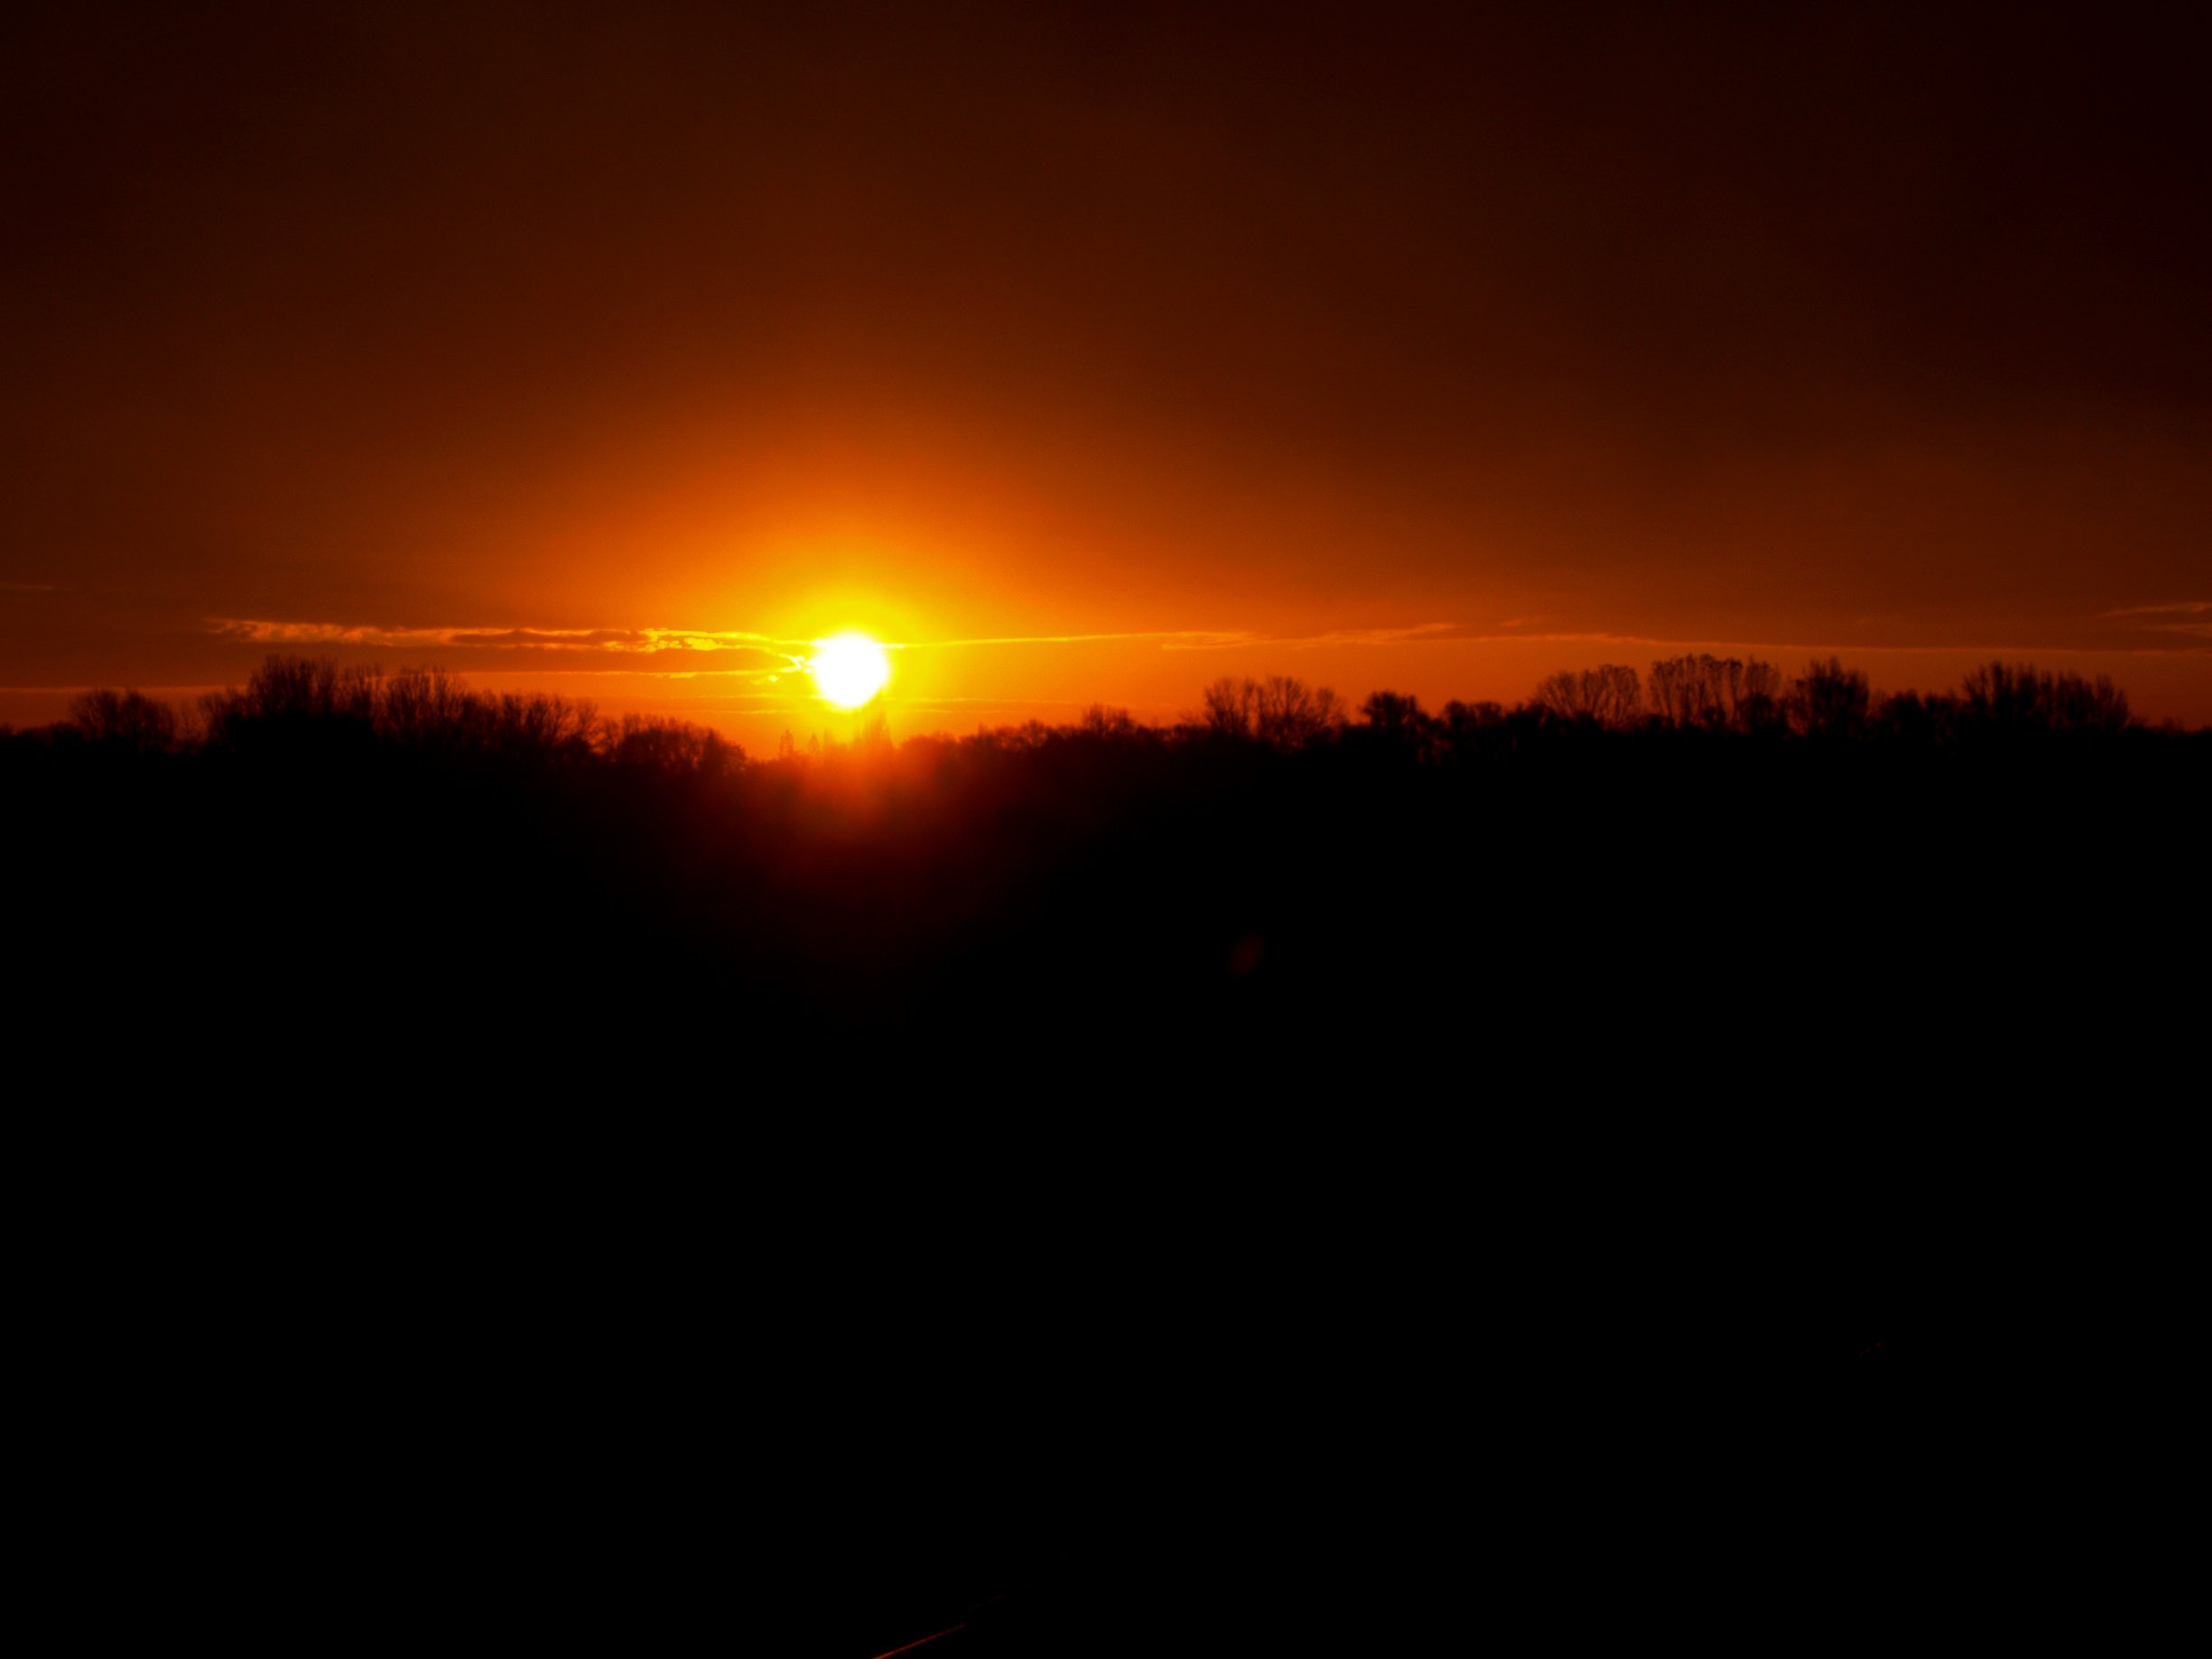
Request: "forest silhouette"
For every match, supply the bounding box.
[11,650,2202,1654]
[19,650,2191,1041]
[14,647,2201,1159]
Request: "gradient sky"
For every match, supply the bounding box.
[5,1,2207,743]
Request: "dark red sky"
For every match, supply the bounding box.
[5,1,2207,739]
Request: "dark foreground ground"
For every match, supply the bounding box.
[11,704,2200,1645]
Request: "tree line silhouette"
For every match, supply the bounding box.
[14,642,2198,1145]
[14,646,2198,1067]
[14,650,2179,771]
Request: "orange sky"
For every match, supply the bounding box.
[5,3,2207,741]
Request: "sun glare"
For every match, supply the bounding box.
[811,633,892,708]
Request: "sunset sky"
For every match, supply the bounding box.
[5,1,2207,745]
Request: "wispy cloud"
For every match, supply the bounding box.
[910,628,1261,650]
[1278,623,1463,650]
[205,613,2212,683]
[213,618,502,648]
[207,619,1473,661]
[2101,600,2212,641]
[2103,601,2210,618]
[209,618,804,672]
[913,623,1464,652]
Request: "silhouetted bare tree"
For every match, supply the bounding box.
[2046,672,2132,734]
[1647,655,1781,730]
[1257,677,1344,747]
[1360,690,1423,731]
[1198,676,1344,748]
[1354,690,1434,760]
[1960,663,2132,735]
[200,657,380,749]
[1199,677,1259,739]
[1442,700,1506,730]
[487,690,599,761]
[612,714,737,775]
[1534,664,1640,727]
[1079,705,1144,740]
[381,666,473,746]
[68,690,178,754]
[1789,658,1871,739]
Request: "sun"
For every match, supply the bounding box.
[810,632,892,708]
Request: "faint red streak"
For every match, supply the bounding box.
[871,1623,968,1659]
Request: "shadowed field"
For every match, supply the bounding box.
[10,653,2197,1649]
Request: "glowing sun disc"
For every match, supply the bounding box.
[811,633,891,707]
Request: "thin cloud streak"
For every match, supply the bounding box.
[906,624,1460,651]
[904,629,1260,649]
[1429,630,2212,658]
[211,617,803,656]
[204,618,1471,659]
[2100,601,2212,642]
[205,616,2212,678]
[922,623,2212,657]
[209,618,805,673]
[0,682,223,696]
